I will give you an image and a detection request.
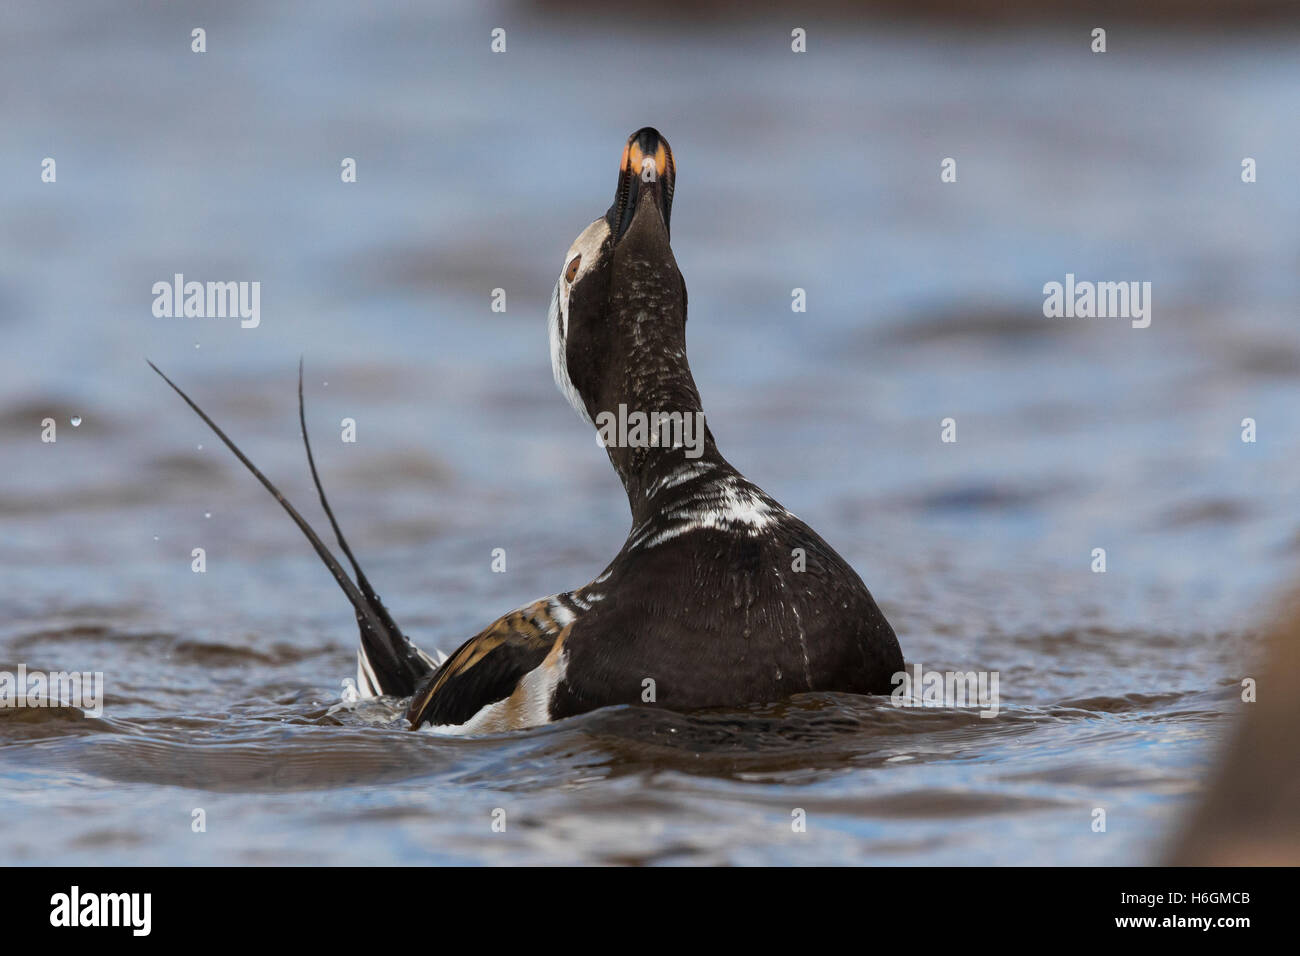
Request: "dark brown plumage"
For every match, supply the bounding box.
[152,127,902,735]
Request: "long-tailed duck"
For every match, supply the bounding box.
[150,127,903,734]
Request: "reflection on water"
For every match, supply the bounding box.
[1,1,1297,864]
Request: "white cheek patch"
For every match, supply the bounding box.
[549,280,590,423]
[549,218,610,425]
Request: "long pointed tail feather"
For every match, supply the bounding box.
[147,359,435,698]
[294,360,437,694]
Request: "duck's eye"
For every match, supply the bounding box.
[565,255,582,283]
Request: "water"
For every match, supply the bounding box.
[2,2,1297,864]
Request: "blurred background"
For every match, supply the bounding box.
[1,1,1297,865]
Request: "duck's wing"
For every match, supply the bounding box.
[407,595,579,732]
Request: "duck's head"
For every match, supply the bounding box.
[549,127,696,427]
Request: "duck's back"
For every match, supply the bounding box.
[550,477,903,717]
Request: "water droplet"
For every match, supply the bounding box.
[322,381,328,387]
[203,512,211,519]
[196,444,203,451]
[153,535,159,542]
[194,343,201,350]
[70,416,82,427]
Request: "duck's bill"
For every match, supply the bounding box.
[607,126,675,242]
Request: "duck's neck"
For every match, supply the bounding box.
[594,364,738,525]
